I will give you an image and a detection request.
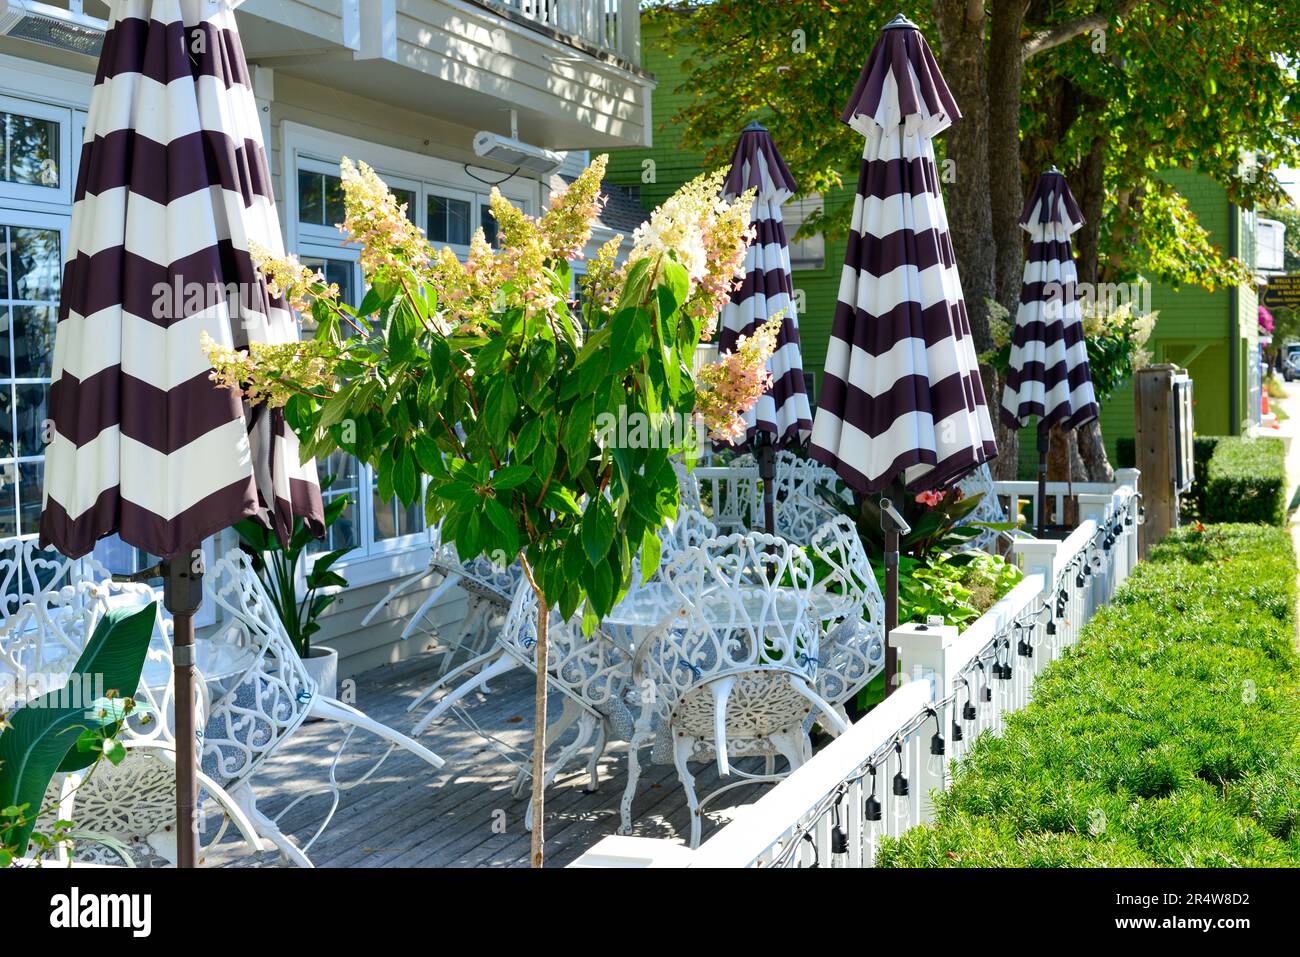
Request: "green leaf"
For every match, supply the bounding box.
[0,602,157,855]
[640,525,662,585]
[581,498,615,567]
[492,464,533,490]
[561,397,595,468]
[485,379,518,448]
[483,497,521,555]
[514,418,543,463]
[610,307,651,373]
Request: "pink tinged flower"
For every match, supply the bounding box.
[914,490,945,507]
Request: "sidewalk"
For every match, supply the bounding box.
[1273,381,1300,649]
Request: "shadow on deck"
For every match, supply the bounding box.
[212,651,769,868]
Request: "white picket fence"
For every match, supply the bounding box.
[571,476,1141,868]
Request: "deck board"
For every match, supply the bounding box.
[209,649,777,868]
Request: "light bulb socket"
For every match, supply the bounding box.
[831,825,849,854]
[892,771,909,796]
[951,720,964,741]
[864,795,882,821]
[962,700,977,721]
[930,732,945,755]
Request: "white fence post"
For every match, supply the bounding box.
[889,622,958,823]
[1077,493,1112,607]
[1115,468,1141,583]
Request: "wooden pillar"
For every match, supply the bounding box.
[1134,365,1181,557]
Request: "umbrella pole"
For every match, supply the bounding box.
[163,557,204,868]
[1036,427,1050,537]
[758,441,776,534]
[881,496,901,697]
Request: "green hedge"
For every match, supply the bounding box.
[1203,436,1288,526]
[877,524,1300,867]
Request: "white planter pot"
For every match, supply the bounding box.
[303,645,338,702]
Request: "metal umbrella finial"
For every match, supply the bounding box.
[743,120,768,132]
[884,13,918,29]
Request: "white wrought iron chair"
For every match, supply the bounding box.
[197,551,446,866]
[1,573,266,866]
[364,529,523,693]
[410,505,722,823]
[806,515,887,720]
[2,541,446,867]
[622,531,848,847]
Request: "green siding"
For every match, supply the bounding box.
[612,22,1257,475]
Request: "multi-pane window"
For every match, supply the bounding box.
[0,220,60,538]
[784,195,827,272]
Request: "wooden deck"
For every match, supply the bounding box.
[211,649,768,868]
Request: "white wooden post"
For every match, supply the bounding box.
[1013,539,1059,667]
[1115,468,1141,583]
[889,621,957,823]
[618,0,641,63]
[1077,492,1111,608]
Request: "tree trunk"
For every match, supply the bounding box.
[520,557,548,869]
[988,0,1029,314]
[1077,419,1114,482]
[932,0,995,353]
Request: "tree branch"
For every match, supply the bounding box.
[1021,0,1143,60]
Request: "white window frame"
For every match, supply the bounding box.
[0,93,74,209]
[783,195,827,272]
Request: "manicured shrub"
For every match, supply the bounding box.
[877,524,1300,867]
[1115,436,1135,469]
[1180,435,1221,523]
[1203,436,1287,526]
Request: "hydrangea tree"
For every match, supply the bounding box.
[207,154,775,866]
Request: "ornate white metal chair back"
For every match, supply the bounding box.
[199,551,316,789]
[955,463,1010,553]
[808,515,887,706]
[648,532,820,717]
[771,452,853,545]
[0,537,109,620]
[497,578,628,715]
[0,575,176,747]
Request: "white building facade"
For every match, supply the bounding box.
[0,0,652,674]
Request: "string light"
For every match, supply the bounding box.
[928,707,945,755]
[863,764,882,821]
[830,787,849,854]
[891,740,909,796]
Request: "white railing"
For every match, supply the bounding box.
[571,481,1140,868]
[485,0,641,63]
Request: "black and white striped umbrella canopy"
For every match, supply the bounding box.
[809,16,996,493]
[717,123,813,448]
[1000,169,1099,434]
[40,0,324,560]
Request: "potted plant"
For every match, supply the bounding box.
[234,482,350,699]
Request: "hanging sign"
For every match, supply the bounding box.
[1262,275,1300,311]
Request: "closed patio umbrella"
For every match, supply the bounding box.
[39,0,324,866]
[718,122,813,531]
[1000,169,1099,535]
[809,15,996,691]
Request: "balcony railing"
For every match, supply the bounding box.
[480,0,642,65]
